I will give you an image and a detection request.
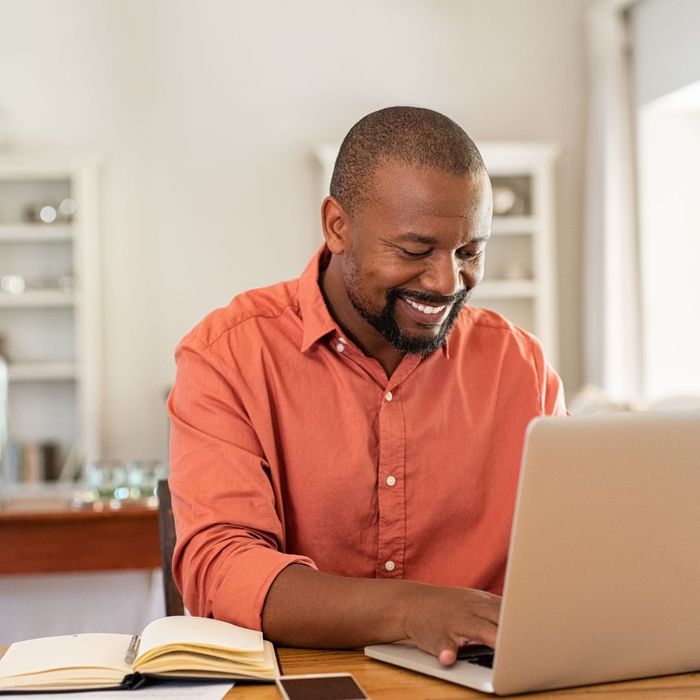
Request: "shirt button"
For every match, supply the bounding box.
[386,475,396,487]
[338,336,347,344]
[385,560,396,572]
[385,391,393,402]
[335,343,345,353]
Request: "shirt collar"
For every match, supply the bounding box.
[299,245,339,353]
[297,243,453,359]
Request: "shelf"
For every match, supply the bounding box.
[473,279,537,299]
[8,362,77,382]
[0,152,101,481]
[491,216,539,235]
[0,224,73,242]
[0,290,75,307]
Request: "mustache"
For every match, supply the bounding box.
[389,287,469,306]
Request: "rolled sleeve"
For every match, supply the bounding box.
[544,360,567,416]
[530,335,567,416]
[168,339,316,631]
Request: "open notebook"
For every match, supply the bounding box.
[0,616,279,693]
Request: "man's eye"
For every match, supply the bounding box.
[458,248,484,261]
[399,247,430,258]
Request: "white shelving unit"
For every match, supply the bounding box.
[473,143,559,365]
[314,142,559,366]
[0,152,101,483]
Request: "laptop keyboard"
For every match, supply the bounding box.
[457,645,495,668]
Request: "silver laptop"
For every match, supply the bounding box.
[365,410,700,695]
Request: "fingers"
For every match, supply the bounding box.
[434,617,498,668]
[470,591,502,625]
[470,618,498,648]
[403,586,501,665]
[438,646,458,667]
[438,622,498,668]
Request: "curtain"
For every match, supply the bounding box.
[583,2,642,403]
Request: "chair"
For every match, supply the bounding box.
[157,479,185,616]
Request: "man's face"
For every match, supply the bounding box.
[340,160,492,356]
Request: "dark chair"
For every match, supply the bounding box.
[157,479,185,616]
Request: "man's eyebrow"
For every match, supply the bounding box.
[396,232,491,246]
[396,232,439,245]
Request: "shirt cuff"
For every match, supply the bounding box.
[210,545,317,631]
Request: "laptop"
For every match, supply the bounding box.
[365,410,700,695]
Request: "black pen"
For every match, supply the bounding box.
[124,635,141,664]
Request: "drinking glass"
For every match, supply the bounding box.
[84,460,128,501]
[127,459,166,501]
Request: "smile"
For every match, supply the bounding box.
[399,295,450,319]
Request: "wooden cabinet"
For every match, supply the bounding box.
[0,505,160,575]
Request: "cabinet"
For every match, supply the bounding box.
[0,153,101,483]
[473,143,559,365]
[315,142,559,366]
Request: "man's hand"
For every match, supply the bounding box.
[402,585,500,666]
[262,565,501,667]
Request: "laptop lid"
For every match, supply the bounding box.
[366,410,700,695]
[492,410,700,694]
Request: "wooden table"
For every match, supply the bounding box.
[0,645,698,698]
[228,648,700,699]
[0,504,160,574]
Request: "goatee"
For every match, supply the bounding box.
[348,286,469,356]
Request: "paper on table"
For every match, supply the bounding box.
[0,680,235,699]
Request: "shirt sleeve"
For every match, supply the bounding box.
[544,360,567,416]
[167,337,317,631]
[532,336,567,416]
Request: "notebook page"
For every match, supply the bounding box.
[138,617,263,660]
[0,633,132,679]
[0,681,234,699]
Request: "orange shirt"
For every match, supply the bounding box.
[168,247,566,630]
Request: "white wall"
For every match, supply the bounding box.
[631,0,700,106]
[0,0,591,461]
[638,107,700,401]
[631,0,700,402]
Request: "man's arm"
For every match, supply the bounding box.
[262,564,500,667]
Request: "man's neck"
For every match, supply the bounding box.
[319,258,403,378]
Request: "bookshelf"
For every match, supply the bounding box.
[0,152,101,484]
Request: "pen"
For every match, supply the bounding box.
[124,634,141,664]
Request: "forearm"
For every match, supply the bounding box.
[261,564,420,648]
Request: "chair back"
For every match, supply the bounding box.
[157,479,185,616]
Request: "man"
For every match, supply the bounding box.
[168,106,566,667]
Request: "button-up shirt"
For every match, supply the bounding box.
[168,246,566,630]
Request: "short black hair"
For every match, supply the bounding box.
[330,106,485,215]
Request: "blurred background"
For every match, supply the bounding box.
[0,0,698,639]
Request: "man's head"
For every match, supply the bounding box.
[321,106,492,366]
[330,106,486,216]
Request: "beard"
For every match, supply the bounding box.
[346,280,469,356]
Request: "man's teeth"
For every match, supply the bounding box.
[404,297,447,315]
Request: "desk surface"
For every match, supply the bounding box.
[0,645,698,698]
[230,647,700,699]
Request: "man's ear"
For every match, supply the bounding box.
[321,196,351,255]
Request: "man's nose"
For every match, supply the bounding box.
[419,255,463,298]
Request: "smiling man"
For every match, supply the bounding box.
[168,107,566,667]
